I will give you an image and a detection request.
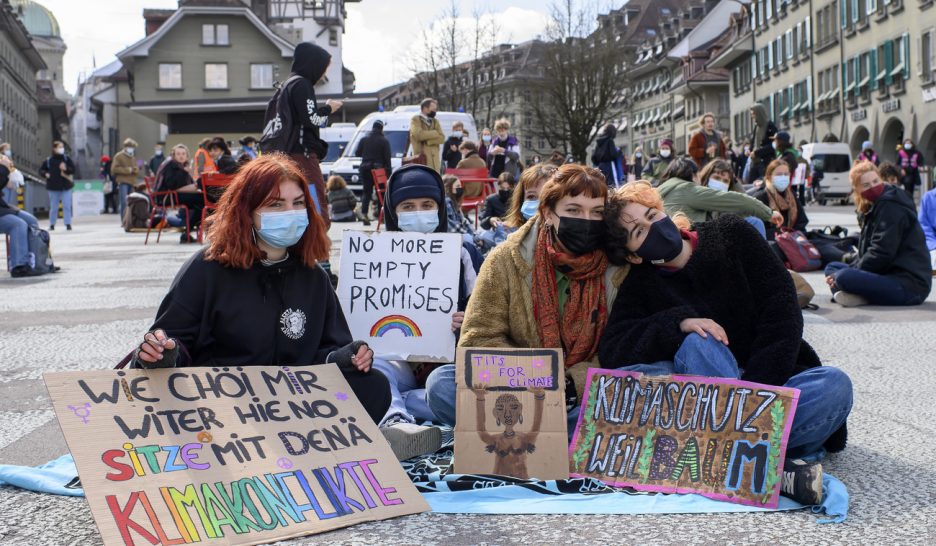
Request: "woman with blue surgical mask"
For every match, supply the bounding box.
[753,159,808,241]
[129,154,392,426]
[503,163,557,229]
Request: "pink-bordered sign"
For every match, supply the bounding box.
[568,368,800,508]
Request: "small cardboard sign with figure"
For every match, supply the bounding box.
[568,368,800,508]
[454,348,569,481]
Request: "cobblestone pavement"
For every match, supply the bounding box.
[1,208,935,545]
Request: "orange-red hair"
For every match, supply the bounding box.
[850,160,879,214]
[204,153,329,269]
[538,163,608,218]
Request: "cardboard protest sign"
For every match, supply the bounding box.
[454,348,569,481]
[337,230,461,362]
[569,369,799,508]
[44,365,428,546]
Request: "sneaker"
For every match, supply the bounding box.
[833,291,869,307]
[179,233,196,244]
[10,265,43,278]
[48,225,54,231]
[380,421,442,461]
[780,459,823,505]
[362,218,371,226]
[66,224,72,231]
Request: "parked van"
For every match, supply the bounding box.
[319,122,358,177]
[801,142,853,204]
[328,106,478,193]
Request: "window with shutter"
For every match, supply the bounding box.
[902,33,910,81]
[869,49,878,90]
[804,16,811,50]
[851,0,859,24]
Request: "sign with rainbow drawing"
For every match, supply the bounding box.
[43,365,428,546]
[337,231,461,362]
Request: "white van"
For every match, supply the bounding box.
[319,122,358,177]
[801,143,853,204]
[329,106,478,193]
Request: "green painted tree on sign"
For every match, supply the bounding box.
[571,378,601,472]
[636,429,656,483]
[761,400,786,504]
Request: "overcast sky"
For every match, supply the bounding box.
[36,0,562,95]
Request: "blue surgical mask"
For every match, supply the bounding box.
[482,135,492,143]
[707,179,729,192]
[772,175,790,192]
[2,149,11,157]
[398,210,439,233]
[256,210,309,248]
[521,199,539,220]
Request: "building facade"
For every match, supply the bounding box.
[379,40,550,160]
[0,0,44,177]
[713,0,936,164]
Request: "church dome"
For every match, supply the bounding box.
[10,0,61,38]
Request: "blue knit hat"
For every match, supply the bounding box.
[387,164,443,209]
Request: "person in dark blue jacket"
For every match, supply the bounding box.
[825,161,932,306]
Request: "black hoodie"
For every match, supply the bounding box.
[287,42,334,158]
[855,184,932,297]
[150,249,351,367]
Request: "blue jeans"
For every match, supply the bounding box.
[2,186,16,205]
[744,216,767,239]
[119,183,131,221]
[825,261,927,306]
[48,189,72,227]
[372,358,436,426]
[0,211,39,268]
[617,333,853,459]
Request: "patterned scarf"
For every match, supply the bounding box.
[531,223,609,368]
[767,186,798,229]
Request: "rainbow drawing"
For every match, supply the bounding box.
[370,315,423,338]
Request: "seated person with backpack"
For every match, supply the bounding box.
[600,181,852,506]
[825,161,932,307]
[0,163,43,277]
[326,175,365,223]
[753,160,808,241]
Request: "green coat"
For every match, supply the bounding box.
[657,177,773,224]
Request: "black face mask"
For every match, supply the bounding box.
[498,189,512,202]
[453,187,464,198]
[635,216,684,264]
[427,111,437,118]
[554,216,605,256]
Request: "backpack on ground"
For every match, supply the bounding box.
[27,226,55,274]
[789,270,817,309]
[806,226,859,266]
[122,192,151,231]
[775,228,823,272]
[258,75,303,154]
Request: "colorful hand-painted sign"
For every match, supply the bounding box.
[44,366,428,546]
[337,231,461,362]
[568,369,799,508]
[454,348,570,481]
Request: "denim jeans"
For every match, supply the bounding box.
[118,183,131,221]
[617,333,853,459]
[743,216,767,239]
[48,189,72,227]
[2,186,16,205]
[0,211,39,268]
[372,358,436,426]
[825,261,927,306]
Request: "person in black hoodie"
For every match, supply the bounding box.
[374,164,474,460]
[441,121,465,171]
[591,123,624,186]
[282,42,343,229]
[355,120,392,222]
[824,161,932,306]
[130,154,391,424]
[599,181,852,505]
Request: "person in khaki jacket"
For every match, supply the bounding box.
[425,164,628,427]
[110,138,140,221]
[409,98,446,173]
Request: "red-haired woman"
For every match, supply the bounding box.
[130,154,390,423]
[824,161,931,307]
[426,164,628,426]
